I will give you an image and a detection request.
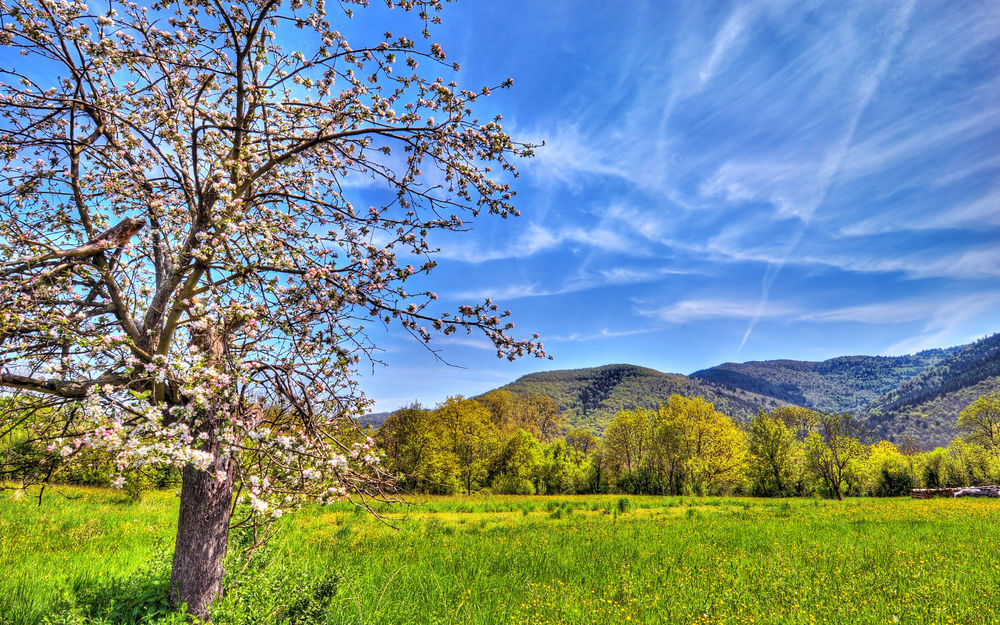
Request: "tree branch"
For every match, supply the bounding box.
[0,371,122,398]
[1,218,146,275]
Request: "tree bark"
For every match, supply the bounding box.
[170,444,235,620]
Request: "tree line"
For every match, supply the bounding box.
[377,390,1000,498]
[5,389,998,500]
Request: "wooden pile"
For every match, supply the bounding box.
[910,488,959,499]
[910,486,1000,498]
[953,486,1000,498]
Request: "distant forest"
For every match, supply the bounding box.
[478,333,1000,448]
[376,388,1000,498]
[370,333,1000,498]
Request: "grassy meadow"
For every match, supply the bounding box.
[2,488,1000,624]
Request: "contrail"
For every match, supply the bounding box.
[738,0,916,352]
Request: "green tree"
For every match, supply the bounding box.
[491,429,542,495]
[922,447,961,489]
[477,390,519,432]
[516,394,566,442]
[947,438,994,487]
[803,413,866,500]
[957,391,1000,449]
[648,407,686,494]
[536,439,590,494]
[656,395,747,495]
[747,410,799,496]
[863,441,913,497]
[769,406,821,441]
[603,408,652,477]
[565,427,599,456]
[583,441,612,494]
[376,405,456,493]
[437,397,498,494]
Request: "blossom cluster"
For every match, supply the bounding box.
[0,0,544,517]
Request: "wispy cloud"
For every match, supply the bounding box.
[434,224,561,263]
[546,326,662,343]
[431,335,498,352]
[453,283,553,302]
[454,264,693,302]
[702,235,1000,280]
[881,293,1000,355]
[634,291,1000,360]
[702,158,841,222]
[838,187,1000,236]
[697,4,754,89]
[525,124,633,187]
[798,300,948,325]
[637,298,798,324]
[838,106,1000,183]
[709,0,917,349]
[436,203,680,264]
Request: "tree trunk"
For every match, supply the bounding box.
[772,464,784,496]
[170,446,235,619]
[829,474,843,501]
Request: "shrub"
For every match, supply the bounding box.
[875,465,914,497]
[493,475,535,495]
[57,550,177,624]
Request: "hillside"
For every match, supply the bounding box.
[865,375,1000,448]
[368,335,1000,447]
[358,411,392,428]
[496,364,788,432]
[864,334,1000,446]
[689,349,959,414]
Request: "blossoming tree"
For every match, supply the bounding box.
[0,0,546,616]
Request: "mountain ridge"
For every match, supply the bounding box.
[496,363,789,432]
[369,334,1000,447]
[690,348,960,413]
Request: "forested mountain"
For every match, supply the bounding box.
[865,376,1000,448]
[864,334,1000,446]
[358,411,393,428]
[690,349,959,414]
[370,334,1000,447]
[866,334,1000,414]
[495,364,788,432]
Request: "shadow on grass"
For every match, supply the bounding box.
[0,553,184,625]
[0,575,50,625]
[3,536,342,625]
[73,567,179,625]
[63,551,187,625]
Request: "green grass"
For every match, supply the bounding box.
[2,488,1000,624]
[0,487,178,622]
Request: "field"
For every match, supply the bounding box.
[2,488,1000,624]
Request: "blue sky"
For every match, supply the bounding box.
[357,0,1000,410]
[2,2,994,412]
